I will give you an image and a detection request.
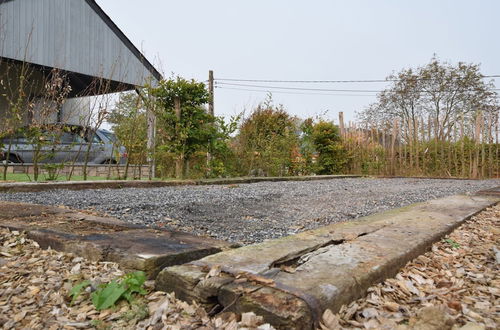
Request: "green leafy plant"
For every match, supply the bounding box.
[42,163,65,181]
[92,280,127,310]
[150,76,212,179]
[91,271,147,310]
[69,271,148,311]
[120,271,148,302]
[443,238,461,249]
[312,120,347,175]
[235,94,300,177]
[69,280,91,305]
[107,92,148,179]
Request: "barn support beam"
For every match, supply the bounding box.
[147,105,156,179]
[136,88,157,179]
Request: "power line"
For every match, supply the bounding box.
[214,75,500,84]
[217,86,500,99]
[217,78,389,83]
[215,82,500,93]
[215,86,378,97]
[216,82,382,92]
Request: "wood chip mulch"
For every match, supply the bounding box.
[321,204,500,330]
[1,204,498,329]
[0,229,273,330]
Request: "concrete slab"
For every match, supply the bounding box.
[0,175,360,192]
[156,190,500,329]
[0,202,234,278]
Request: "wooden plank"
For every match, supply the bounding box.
[156,192,500,329]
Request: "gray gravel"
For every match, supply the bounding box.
[0,178,498,244]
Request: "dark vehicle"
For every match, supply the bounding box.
[0,125,127,165]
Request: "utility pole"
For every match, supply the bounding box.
[207,70,214,175]
[339,112,345,138]
[208,70,214,116]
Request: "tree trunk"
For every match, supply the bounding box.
[2,138,13,181]
[183,157,190,179]
[175,153,184,179]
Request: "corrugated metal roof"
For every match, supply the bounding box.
[0,0,162,88]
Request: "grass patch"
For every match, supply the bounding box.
[1,173,213,183]
[0,173,160,182]
[1,173,108,182]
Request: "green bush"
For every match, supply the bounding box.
[312,121,347,174]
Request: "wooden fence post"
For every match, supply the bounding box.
[339,112,345,139]
[174,97,183,179]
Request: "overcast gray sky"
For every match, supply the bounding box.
[96,0,500,123]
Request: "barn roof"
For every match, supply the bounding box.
[83,0,162,82]
[0,0,162,95]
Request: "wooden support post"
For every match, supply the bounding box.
[414,119,419,172]
[452,122,458,177]
[391,119,398,175]
[472,111,482,179]
[207,71,215,175]
[339,112,345,138]
[398,120,403,172]
[408,120,413,170]
[420,117,426,175]
[427,115,432,142]
[481,114,486,178]
[382,127,386,175]
[143,89,157,181]
[496,114,499,178]
[174,97,183,179]
[460,115,465,177]
[487,113,493,178]
[208,70,214,116]
[146,109,156,180]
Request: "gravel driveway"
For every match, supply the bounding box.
[0,178,498,244]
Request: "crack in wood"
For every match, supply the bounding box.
[269,226,386,270]
[269,239,346,269]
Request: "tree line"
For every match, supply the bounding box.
[109,82,347,179]
[356,57,499,178]
[1,57,498,181]
[110,58,498,180]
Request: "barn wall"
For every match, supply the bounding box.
[0,60,93,129]
[0,60,45,131]
[60,97,92,125]
[0,97,8,131]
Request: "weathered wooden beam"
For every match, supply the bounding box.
[156,192,500,329]
[0,201,234,279]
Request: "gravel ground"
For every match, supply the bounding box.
[0,178,498,245]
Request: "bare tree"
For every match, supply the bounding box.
[27,69,72,181]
